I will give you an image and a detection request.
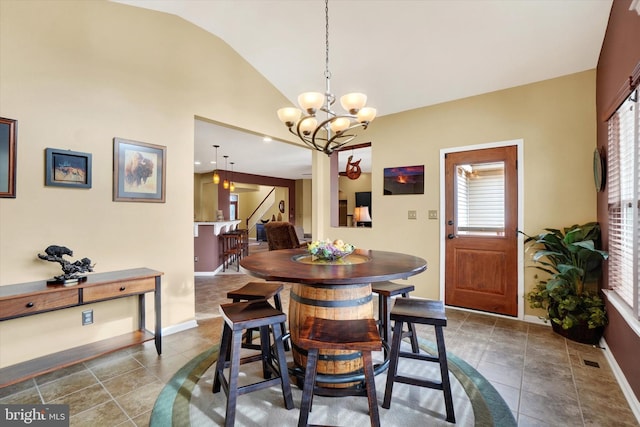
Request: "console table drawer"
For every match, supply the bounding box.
[0,290,78,319]
[83,278,155,302]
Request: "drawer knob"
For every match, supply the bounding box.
[26,302,34,308]
[120,286,126,291]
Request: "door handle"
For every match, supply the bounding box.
[447,220,454,225]
[447,233,455,239]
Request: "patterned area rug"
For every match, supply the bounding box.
[150,338,515,426]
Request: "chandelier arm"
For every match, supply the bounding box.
[324,135,357,154]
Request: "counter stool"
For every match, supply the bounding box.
[371,281,419,355]
[297,317,382,427]
[213,299,294,427]
[227,281,290,351]
[220,232,242,272]
[228,228,249,259]
[382,298,455,423]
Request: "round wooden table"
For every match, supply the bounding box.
[240,248,427,394]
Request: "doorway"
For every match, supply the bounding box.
[442,143,521,317]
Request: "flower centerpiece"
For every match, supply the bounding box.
[307,239,355,261]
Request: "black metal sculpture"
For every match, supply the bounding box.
[38,245,94,285]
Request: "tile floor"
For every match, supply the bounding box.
[1,245,638,426]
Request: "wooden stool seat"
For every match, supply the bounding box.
[297,317,382,427]
[227,281,289,351]
[371,281,418,355]
[382,297,455,423]
[227,281,284,301]
[213,300,294,427]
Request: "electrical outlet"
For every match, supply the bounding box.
[82,309,93,325]
[408,210,417,220]
[194,256,198,262]
[428,210,438,219]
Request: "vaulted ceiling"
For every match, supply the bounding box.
[114,0,612,179]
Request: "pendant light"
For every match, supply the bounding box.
[222,155,230,189]
[212,145,220,184]
[229,162,235,192]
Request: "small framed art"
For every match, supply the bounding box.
[113,137,166,203]
[45,148,92,188]
[383,165,424,195]
[0,117,17,197]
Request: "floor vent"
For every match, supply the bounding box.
[584,359,600,368]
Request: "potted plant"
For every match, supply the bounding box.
[523,222,608,344]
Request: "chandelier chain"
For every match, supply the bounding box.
[324,0,330,79]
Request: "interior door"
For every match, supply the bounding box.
[444,146,518,316]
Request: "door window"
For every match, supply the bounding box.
[456,162,505,236]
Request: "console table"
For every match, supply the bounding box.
[0,268,162,388]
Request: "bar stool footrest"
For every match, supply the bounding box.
[391,374,445,391]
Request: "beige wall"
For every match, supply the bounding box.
[321,71,597,309]
[0,0,597,368]
[0,0,294,367]
[296,179,313,233]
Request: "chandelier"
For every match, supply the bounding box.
[277,0,376,155]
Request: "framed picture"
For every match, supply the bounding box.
[383,165,425,195]
[45,148,92,188]
[0,117,17,198]
[113,137,166,203]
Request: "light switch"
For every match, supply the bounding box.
[408,210,417,220]
[428,210,438,220]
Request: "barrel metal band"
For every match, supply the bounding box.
[296,282,372,289]
[292,343,363,361]
[290,293,372,307]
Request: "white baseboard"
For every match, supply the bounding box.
[523,314,551,326]
[194,265,223,277]
[600,337,640,423]
[162,320,198,336]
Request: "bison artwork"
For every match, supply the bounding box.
[125,151,154,187]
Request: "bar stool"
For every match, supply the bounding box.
[213,299,294,427]
[227,281,290,351]
[297,317,382,427]
[382,298,455,423]
[220,232,242,272]
[371,281,419,355]
[228,228,249,259]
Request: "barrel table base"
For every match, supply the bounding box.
[289,282,379,391]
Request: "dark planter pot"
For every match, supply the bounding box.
[551,321,604,345]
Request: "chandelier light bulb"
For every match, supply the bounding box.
[298,92,324,113]
[357,107,377,123]
[299,117,318,135]
[277,107,301,127]
[330,117,351,133]
[340,93,367,114]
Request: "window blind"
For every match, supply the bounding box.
[607,90,639,317]
[456,163,504,234]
